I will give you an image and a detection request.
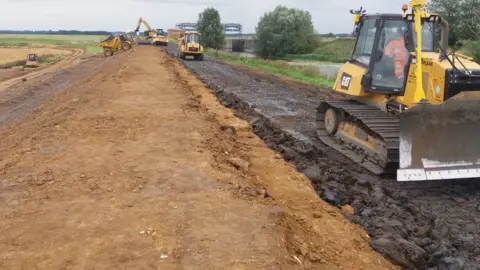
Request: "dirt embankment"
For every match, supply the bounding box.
[165,43,480,270]
[0,46,395,269]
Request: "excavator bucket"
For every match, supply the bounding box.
[398,93,480,181]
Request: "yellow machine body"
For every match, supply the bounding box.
[151,29,168,46]
[334,53,480,107]
[317,1,480,181]
[134,17,168,46]
[24,54,39,68]
[178,32,204,61]
[99,33,132,57]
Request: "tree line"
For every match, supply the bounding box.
[429,0,479,61]
[429,0,479,43]
[198,3,479,61]
[197,5,318,59]
[0,30,111,35]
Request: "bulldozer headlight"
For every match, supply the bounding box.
[435,86,441,95]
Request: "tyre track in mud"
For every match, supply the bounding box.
[165,44,480,270]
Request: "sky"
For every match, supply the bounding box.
[0,0,410,34]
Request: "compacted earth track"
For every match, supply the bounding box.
[0,46,396,269]
[166,43,480,270]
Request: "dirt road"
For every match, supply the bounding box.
[0,46,395,269]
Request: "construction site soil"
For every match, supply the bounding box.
[166,43,480,270]
[0,47,397,269]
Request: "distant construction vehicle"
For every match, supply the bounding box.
[315,0,480,181]
[134,17,168,46]
[152,29,169,46]
[178,31,204,61]
[124,31,136,45]
[99,33,132,57]
[24,54,39,69]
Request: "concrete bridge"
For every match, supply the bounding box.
[175,23,256,53]
[224,35,256,53]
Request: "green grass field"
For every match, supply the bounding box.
[287,37,355,63]
[0,34,107,55]
[206,49,335,88]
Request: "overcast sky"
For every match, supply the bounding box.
[1,0,410,33]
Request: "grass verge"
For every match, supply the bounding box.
[37,54,64,64]
[287,38,355,63]
[206,49,335,88]
[463,40,480,63]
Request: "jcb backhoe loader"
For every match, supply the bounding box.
[316,0,480,181]
[178,31,204,61]
[99,33,132,57]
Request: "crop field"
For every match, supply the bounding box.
[0,34,106,55]
[0,47,72,65]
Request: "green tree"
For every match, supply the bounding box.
[255,6,317,58]
[428,0,480,43]
[197,8,225,49]
[461,0,480,40]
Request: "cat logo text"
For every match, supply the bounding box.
[340,73,352,90]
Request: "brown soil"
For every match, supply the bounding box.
[0,47,84,92]
[0,47,72,65]
[0,46,397,269]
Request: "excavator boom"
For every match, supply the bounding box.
[135,17,152,32]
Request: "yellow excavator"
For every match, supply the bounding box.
[134,17,168,46]
[178,31,204,61]
[316,0,480,181]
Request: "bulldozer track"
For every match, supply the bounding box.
[316,99,399,175]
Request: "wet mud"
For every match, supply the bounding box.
[166,43,480,270]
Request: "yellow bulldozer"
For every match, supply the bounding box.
[99,33,133,57]
[316,0,480,181]
[24,54,39,69]
[152,29,169,46]
[178,31,204,61]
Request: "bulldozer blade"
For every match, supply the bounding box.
[398,95,480,181]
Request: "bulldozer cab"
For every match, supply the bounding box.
[28,54,37,61]
[156,29,165,36]
[352,14,437,95]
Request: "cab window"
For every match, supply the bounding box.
[352,18,377,66]
[411,22,436,52]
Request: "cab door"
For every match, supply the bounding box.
[369,19,412,95]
